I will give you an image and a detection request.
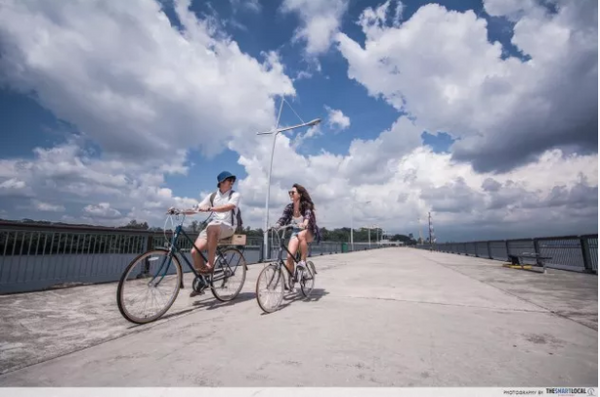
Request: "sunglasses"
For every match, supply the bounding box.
[288,190,297,196]
[224,178,235,183]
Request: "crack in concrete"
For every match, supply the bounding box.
[342,294,549,314]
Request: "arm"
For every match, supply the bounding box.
[182,195,211,214]
[301,208,312,229]
[210,191,240,213]
[275,204,292,227]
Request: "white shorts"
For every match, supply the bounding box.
[198,221,235,241]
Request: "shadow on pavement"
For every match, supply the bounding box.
[272,288,330,312]
[191,291,256,310]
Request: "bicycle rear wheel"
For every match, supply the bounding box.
[256,263,284,313]
[210,247,247,302]
[117,249,182,324]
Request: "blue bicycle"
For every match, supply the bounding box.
[116,208,247,324]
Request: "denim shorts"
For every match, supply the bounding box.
[290,226,302,239]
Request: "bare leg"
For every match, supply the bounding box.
[297,230,313,262]
[191,237,208,271]
[286,236,300,275]
[205,225,221,270]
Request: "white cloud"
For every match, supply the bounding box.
[230,0,261,13]
[0,0,294,162]
[336,0,597,173]
[83,203,122,219]
[0,178,26,190]
[325,106,351,131]
[33,200,66,212]
[294,70,313,81]
[0,0,596,242]
[0,140,199,226]
[281,0,349,56]
[1,129,596,240]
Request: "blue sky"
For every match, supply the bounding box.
[0,0,596,240]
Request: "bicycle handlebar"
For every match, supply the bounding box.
[268,224,295,232]
[166,207,213,216]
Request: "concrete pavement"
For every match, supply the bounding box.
[0,247,597,386]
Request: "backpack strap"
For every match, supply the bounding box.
[211,190,240,230]
[229,190,235,227]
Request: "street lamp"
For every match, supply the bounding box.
[351,197,370,252]
[256,100,321,260]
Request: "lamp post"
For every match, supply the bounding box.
[256,103,321,260]
[350,197,370,252]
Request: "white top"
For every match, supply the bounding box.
[197,188,241,228]
[292,215,304,227]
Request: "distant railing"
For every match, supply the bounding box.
[0,221,386,294]
[414,234,598,274]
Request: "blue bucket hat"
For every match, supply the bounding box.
[217,171,236,187]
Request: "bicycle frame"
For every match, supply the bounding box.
[149,214,238,286]
[271,227,304,278]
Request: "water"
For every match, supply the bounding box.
[423,236,597,272]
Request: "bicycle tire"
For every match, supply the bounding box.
[210,247,247,302]
[299,260,315,298]
[255,263,284,313]
[117,249,182,324]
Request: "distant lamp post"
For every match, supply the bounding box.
[256,99,321,259]
[351,197,371,252]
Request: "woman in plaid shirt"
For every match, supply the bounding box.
[274,183,321,276]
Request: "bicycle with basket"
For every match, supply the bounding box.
[116,208,247,324]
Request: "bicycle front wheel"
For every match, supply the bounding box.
[299,260,315,298]
[256,263,284,313]
[117,249,182,324]
[210,247,247,302]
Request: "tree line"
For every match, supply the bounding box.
[119,219,417,244]
[0,218,417,255]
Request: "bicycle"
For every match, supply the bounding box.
[116,208,247,324]
[255,224,316,313]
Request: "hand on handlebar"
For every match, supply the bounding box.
[167,207,180,215]
[270,224,293,232]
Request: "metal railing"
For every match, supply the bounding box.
[0,221,387,294]
[415,234,598,274]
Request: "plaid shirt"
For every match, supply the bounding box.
[275,203,321,243]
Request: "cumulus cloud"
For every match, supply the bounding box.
[33,201,66,212]
[0,0,596,242]
[336,0,597,173]
[0,0,294,162]
[0,178,26,191]
[0,140,199,226]
[325,106,351,131]
[281,0,349,56]
[83,203,122,219]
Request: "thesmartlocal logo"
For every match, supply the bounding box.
[546,388,596,395]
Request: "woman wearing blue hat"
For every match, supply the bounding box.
[187,171,242,296]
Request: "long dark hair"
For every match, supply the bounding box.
[293,183,315,215]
